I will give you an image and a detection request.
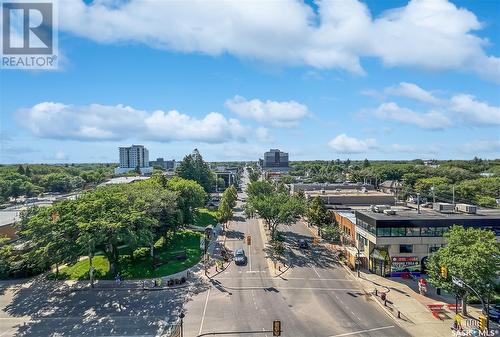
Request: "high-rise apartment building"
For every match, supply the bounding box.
[114,145,153,175]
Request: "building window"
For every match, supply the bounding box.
[391,227,406,236]
[399,244,413,253]
[421,226,449,237]
[377,227,391,237]
[405,227,421,236]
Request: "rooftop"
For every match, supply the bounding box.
[305,189,392,197]
[356,206,500,221]
[98,176,150,186]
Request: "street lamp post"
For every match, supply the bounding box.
[179,312,185,337]
[452,276,488,328]
[354,246,360,278]
[204,232,208,276]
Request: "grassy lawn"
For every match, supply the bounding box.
[193,208,218,227]
[53,230,202,280]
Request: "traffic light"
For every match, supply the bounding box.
[479,314,487,331]
[273,320,281,336]
[247,235,252,245]
[440,266,448,279]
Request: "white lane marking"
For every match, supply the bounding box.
[311,265,321,278]
[221,287,361,291]
[328,325,395,337]
[198,287,211,335]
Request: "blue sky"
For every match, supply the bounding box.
[1,0,499,163]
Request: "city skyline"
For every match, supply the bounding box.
[1,0,499,164]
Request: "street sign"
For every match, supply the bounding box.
[273,320,281,336]
[452,276,465,288]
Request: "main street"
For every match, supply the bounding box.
[183,171,410,337]
[0,171,410,337]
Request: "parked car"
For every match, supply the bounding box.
[484,306,500,323]
[234,249,247,265]
[298,239,309,249]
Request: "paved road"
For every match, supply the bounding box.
[183,171,410,337]
[0,170,410,337]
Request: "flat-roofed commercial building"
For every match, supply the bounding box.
[305,189,395,208]
[353,206,500,276]
[149,158,175,170]
[290,183,373,195]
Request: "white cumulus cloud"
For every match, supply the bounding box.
[254,127,275,143]
[461,139,500,154]
[385,82,445,105]
[57,0,500,81]
[18,102,249,143]
[373,102,452,130]
[225,95,310,128]
[328,134,377,153]
[449,94,500,126]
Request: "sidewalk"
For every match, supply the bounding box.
[301,221,481,337]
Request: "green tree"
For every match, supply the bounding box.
[176,149,215,192]
[249,169,260,182]
[246,180,274,199]
[306,196,331,228]
[249,192,306,238]
[0,236,13,279]
[427,226,499,315]
[167,177,207,225]
[20,201,81,277]
[218,198,233,226]
[17,165,25,175]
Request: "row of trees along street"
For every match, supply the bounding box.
[243,180,341,242]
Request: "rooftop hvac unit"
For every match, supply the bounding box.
[383,209,396,215]
[433,202,455,213]
[455,203,477,214]
[374,205,391,213]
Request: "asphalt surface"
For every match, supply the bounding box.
[0,170,410,337]
[183,172,410,337]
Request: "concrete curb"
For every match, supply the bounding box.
[256,219,292,278]
[340,262,411,328]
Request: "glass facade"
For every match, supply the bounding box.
[376,226,449,237]
[356,218,376,234]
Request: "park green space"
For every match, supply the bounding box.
[53,230,202,280]
[194,208,218,227]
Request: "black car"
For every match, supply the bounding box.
[234,249,247,265]
[298,239,309,249]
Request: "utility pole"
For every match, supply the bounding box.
[452,186,455,207]
[431,185,435,203]
[417,192,421,214]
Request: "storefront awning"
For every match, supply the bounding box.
[344,246,366,258]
